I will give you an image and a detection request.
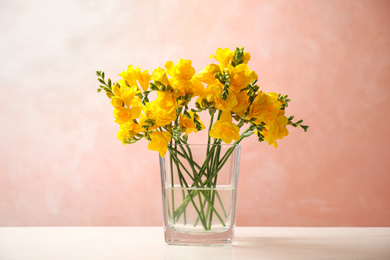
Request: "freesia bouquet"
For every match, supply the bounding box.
[96,47,307,154]
[96,47,307,233]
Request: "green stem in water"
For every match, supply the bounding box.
[169,148,208,230]
[169,143,175,224]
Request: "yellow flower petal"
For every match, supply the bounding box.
[148,131,172,157]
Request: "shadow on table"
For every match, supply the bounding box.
[233,235,381,259]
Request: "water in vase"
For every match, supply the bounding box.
[166,185,234,233]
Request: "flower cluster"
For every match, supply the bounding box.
[97,47,307,157]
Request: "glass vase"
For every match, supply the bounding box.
[159,143,241,245]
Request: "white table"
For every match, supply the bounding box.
[0,227,389,260]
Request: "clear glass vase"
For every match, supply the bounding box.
[159,143,241,245]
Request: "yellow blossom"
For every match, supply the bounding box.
[118,66,151,91]
[210,48,233,70]
[243,52,251,64]
[262,112,289,148]
[232,91,250,117]
[195,64,221,84]
[137,69,151,91]
[151,67,170,86]
[171,79,194,99]
[190,77,206,97]
[145,91,177,127]
[179,112,205,136]
[155,91,176,112]
[165,59,197,98]
[229,64,258,93]
[121,86,141,108]
[143,102,156,121]
[117,121,143,144]
[110,84,141,110]
[119,65,138,87]
[196,83,237,111]
[209,111,240,144]
[112,84,121,96]
[165,59,195,81]
[148,131,172,157]
[139,113,158,131]
[111,96,123,109]
[113,107,141,124]
[248,91,282,126]
[154,106,176,126]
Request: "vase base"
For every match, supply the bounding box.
[164,225,235,245]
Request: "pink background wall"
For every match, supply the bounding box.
[1,0,389,227]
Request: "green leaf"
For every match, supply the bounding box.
[183,110,191,119]
[195,121,202,131]
[149,83,159,91]
[301,125,309,132]
[98,78,106,85]
[242,130,254,138]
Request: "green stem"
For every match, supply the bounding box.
[207,143,222,229]
[206,111,215,175]
[168,147,197,184]
[169,143,175,224]
[170,150,208,230]
[202,128,249,187]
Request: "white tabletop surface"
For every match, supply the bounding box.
[0,227,389,260]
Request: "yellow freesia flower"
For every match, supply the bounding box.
[151,67,170,86]
[179,111,205,136]
[171,79,194,99]
[261,112,289,148]
[117,121,143,144]
[112,83,124,97]
[154,106,176,126]
[143,102,155,118]
[111,96,123,109]
[210,48,233,70]
[232,91,250,117]
[113,106,141,124]
[119,65,138,87]
[190,77,206,97]
[164,59,197,98]
[121,86,141,108]
[165,59,195,81]
[119,65,151,91]
[248,91,282,126]
[137,69,151,91]
[148,131,172,157]
[110,84,141,111]
[144,91,177,127]
[139,113,158,131]
[209,111,240,144]
[155,91,176,112]
[229,64,258,93]
[196,83,238,111]
[195,64,221,84]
